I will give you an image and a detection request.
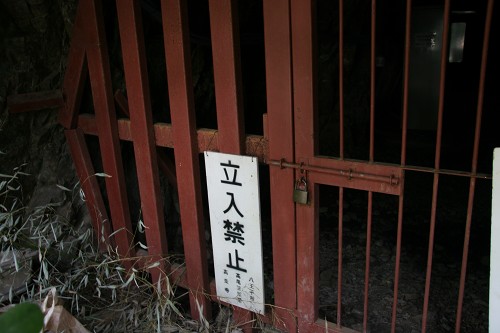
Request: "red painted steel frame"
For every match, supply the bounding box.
[455,0,494,331]
[59,43,87,129]
[86,0,136,263]
[391,1,412,331]
[58,0,88,129]
[116,0,168,283]
[7,90,63,113]
[209,0,246,155]
[113,90,178,189]
[264,0,297,331]
[421,1,451,332]
[162,0,211,320]
[290,0,402,332]
[58,0,136,267]
[209,0,253,330]
[363,2,376,330]
[291,0,318,332]
[76,114,269,161]
[65,128,111,252]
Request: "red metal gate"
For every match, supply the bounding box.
[282,0,495,332]
[8,0,497,332]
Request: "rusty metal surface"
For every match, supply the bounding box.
[162,0,211,320]
[116,0,168,284]
[263,0,297,330]
[269,158,402,195]
[7,90,63,113]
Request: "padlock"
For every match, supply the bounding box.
[293,176,309,204]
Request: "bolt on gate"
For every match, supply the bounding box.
[8,0,496,332]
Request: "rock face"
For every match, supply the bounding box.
[0,0,80,218]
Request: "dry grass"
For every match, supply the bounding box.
[0,166,287,332]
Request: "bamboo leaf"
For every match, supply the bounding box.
[56,184,71,192]
[95,173,111,178]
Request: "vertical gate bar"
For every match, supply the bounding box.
[421,1,451,332]
[363,191,373,332]
[392,3,412,329]
[455,1,494,331]
[421,176,440,333]
[369,0,376,162]
[208,1,251,330]
[116,0,169,284]
[364,5,378,327]
[209,0,245,154]
[364,3,376,330]
[65,128,111,251]
[337,2,345,323]
[114,91,179,188]
[339,0,345,159]
[263,0,297,331]
[58,0,88,129]
[86,0,136,266]
[291,0,317,330]
[391,1,414,331]
[162,0,211,320]
[400,0,412,167]
[391,189,405,333]
[337,187,344,327]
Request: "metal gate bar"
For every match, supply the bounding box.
[209,0,246,154]
[88,0,137,265]
[65,128,111,252]
[263,0,297,331]
[58,0,137,268]
[76,114,269,161]
[290,0,325,331]
[456,1,494,331]
[208,0,253,330]
[392,1,412,330]
[338,0,345,160]
[58,0,87,130]
[363,0,377,330]
[338,0,345,327]
[116,0,169,283]
[421,1,451,331]
[7,91,63,113]
[162,0,211,319]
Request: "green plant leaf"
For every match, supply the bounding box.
[0,303,44,333]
